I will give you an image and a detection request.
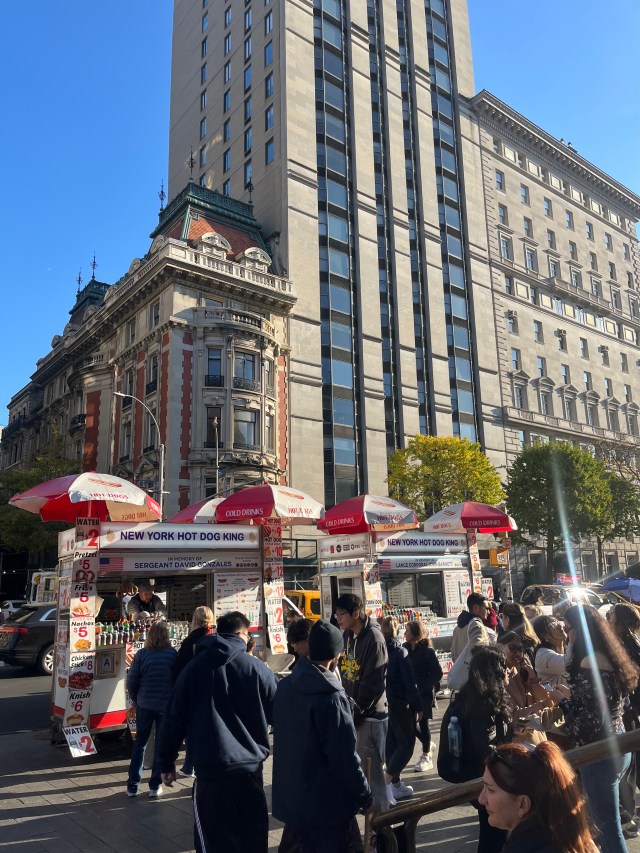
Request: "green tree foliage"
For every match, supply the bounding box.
[387,435,504,520]
[0,432,81,567]
[505,443,615,582]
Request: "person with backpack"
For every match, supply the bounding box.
[437,646,513,853]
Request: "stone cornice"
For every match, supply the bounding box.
[469,91,640,217]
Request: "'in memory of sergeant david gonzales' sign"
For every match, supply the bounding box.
[96,523,261,550]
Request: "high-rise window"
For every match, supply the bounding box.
[569,240,577,260]
[200,90,207,111]
[511,348,521,370]
[244,36,252,61]
[244,8,252,30]
[202,12,208,31]
[244,159,252,186]
[586,221,594,240]
[537,356,546,377]
[605,233,613,251]
[265,72,274,98]
[495,170,504,191]
[264,40,273,65]
[525,247,537,271]
[498,204,508,225]
[200,117,206,139]
[520,184,529,205]
[609,262,617,281]
[533,320,543,342]
[199,145,206,167]
[244,65,252,91]
[590,252,597,270]
[621,352,629,372]
[201,63,208,84]
[579,338,589,359]
[265,104,274,130]
[265,413,274,450]
[223,149,231,172]
[222,179,231,196]
[265,10,273,33]
[523,217,533,238]
[201,37,208,58]
[560,364,570,384]
[223,118,231,142]
[244,96,252,121]
[544,198,553,217]
[223,89,231,112]
[565,210,574,229]
[499,236,511,260]
[265,137,274,164]
[224,6,232,26]
[546,229,555,249]
[149,301,160,329]
[206,406,222,448]
[244,127,252,154]
[224,34,231,55]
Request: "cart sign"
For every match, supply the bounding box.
[318,533,371,560]
[97,523,260,550]
[98,552,260,573]
[375,533,467,554]
[320,558,366,573]
[378,555,468,571]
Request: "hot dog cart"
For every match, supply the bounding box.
[51,519,284,754]
[317,530,495,675]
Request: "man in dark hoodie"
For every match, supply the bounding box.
[157,611,278,853]
[450,592,490,662]
[273,620,372,852]
[335,593,388,814]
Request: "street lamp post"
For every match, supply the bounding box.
[114,392,166,519]
[213,416,219,495]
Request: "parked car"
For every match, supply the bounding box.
[0,599,26,624]
[519,584,616,617]
[0,604,56,675]
[284,589,321,622]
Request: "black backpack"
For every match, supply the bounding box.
[436,695,484,784]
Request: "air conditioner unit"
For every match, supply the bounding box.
[600,345,609,353]
[558,329,567,336]
[507,310,518,319]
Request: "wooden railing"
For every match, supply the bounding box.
[371,729,640,853]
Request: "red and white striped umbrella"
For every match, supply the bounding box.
[423,502,517,534]
[317,494,418,535]
[166,496,225,524]
[215,484,324,525]
[9,472,161,523]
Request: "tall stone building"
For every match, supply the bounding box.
[2,186,295,518]
[169,0,509,508]
[463,92,640,576]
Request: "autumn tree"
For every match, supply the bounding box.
[0,431,80,567]
[505,443,614,582]
[387,435,504,520]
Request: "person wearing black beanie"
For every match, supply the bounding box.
[273,620,372,852]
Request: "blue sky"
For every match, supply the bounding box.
[0,0,638,426]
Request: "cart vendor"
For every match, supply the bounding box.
[127,582,167,618]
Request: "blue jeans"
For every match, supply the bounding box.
[127,706,163,792]
[580,751,631,853]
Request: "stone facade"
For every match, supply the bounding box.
[464,91,640,578]
[1,185,295,519]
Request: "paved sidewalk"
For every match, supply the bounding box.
[1,719,637,852]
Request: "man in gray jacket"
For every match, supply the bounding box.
[450,593,489,662]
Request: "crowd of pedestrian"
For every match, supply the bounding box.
[122,592,640,853]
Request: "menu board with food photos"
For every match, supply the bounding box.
[213,572,262,629]
[61,518,100,757]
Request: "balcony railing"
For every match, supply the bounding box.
[205,374,224,388]
[233,377,261,393]
[3,416,26,438]
[119,454,130,463]
[266,385,275,398]
[145,379,158,395]
[204,441,224,449]
[234,442,260,452]
[143,444,156,454]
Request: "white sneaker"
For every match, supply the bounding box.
[178,769,194,778]
[413,753,433,772]
[148,786,163,798]
[391,780,414,800]
[385,783,397,807]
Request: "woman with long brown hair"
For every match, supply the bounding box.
[404,620,442,771]
[479,740,597,852]
[561,605,639,853]
[501,603,539,662]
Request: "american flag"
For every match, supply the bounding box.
[100,556,124,572]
